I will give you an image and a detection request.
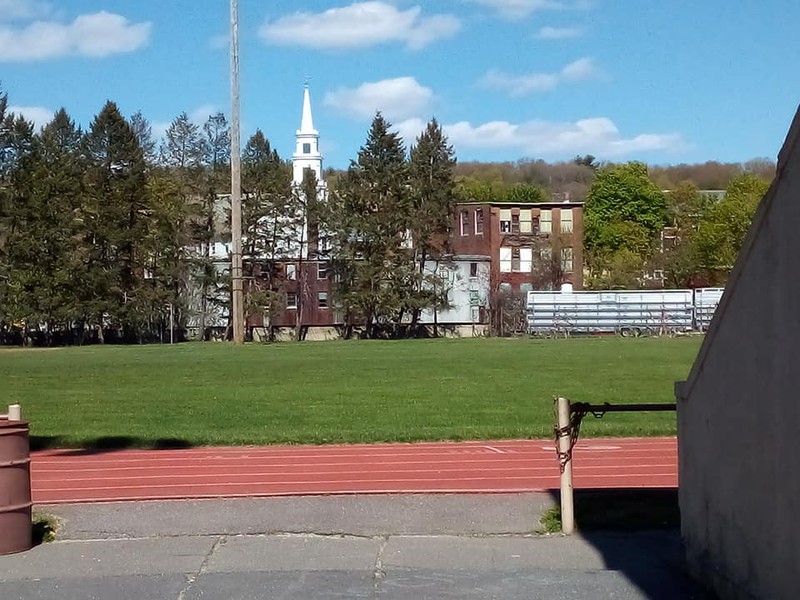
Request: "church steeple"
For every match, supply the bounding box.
[299,84,317,135]
[292,84,324,188]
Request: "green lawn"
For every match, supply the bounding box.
[0,337,702,449]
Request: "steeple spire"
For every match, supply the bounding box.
[292,83,325,189]
[299,84,317,135]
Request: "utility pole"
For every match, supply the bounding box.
[230,0,244,345]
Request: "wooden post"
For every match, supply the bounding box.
[557,396,575,534]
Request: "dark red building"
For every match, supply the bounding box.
[450,201,584,294]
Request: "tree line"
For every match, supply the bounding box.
[0,84,773,344]
[583,162,772,289]
[0,88,459,344]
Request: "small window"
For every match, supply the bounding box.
[499,247,512,273]
[560,208,574,233]
[317,262,328,280]
[499,209,512,233]
[303,143,311,154]
[520,283,533,294]
[460,211,469,236]
[511,212,520,234]
[469,290,480,306]
[561,247,574,273]
[286,264,297,280]
[469,262,478,278]
[520,247,532,272]
[540,209,552,234]
[519,209,532,234]
[286,292,298,310]
[318,292,328,308]
[475,209,484,235]
[511,247,521,272]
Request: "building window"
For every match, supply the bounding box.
[561,247,574,273]
[469,290,480,306]
[499,247,512,273]
[520,209,533,234]
[540,209,552,234]
[511,247,521,272]
[499,209,512,233]
[469,262,478,278]
[520,247,532,272]
[460,211,469,236]
[317,262,328,280]
[520,283,533,294]
[318,292,328,308]
[286,264,297,280]
[511,212,520,234]
[475,209,484,235]
[286,292,298,310]
[303,142,311,154]
[560,208,573,233]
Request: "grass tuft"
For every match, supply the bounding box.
[32,513,59,544]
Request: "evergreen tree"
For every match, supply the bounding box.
[408,118,457,329]
[328,113,412,337]
[81,101,149,341]
[0,114,38,339]
[241,129,293,336]
[130,111,157,167]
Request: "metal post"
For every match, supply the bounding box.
[557,396,575,534]
[7,404,21,421]
[230,0,244,346]
[169,303,174,345]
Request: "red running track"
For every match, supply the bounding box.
[30,437,678,504]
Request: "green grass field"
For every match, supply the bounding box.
[0,337,702,449]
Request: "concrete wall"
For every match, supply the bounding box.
[676,107,800,600]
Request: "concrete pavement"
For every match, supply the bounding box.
[0,494,714,599]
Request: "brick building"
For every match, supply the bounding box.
[450,201,584,295]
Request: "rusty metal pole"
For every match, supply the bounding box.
[557,396,575,534]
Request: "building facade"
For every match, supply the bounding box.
[450,201,585,295]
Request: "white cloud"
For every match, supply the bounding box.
[536,25,584,39]
[392,116,684,158]
[8,105,53,129]
[190,105,219,125]
[481,57,599,96]
[443,117,685,158]
[325,77,434,121]
[0,11,151,62]
[472,0,591,20]
[0,0,50,21]
[259,2,460,50]
[151,120,171,141]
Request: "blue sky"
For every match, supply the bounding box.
[2,0,799,169]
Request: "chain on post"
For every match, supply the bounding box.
[553,400,611,473]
